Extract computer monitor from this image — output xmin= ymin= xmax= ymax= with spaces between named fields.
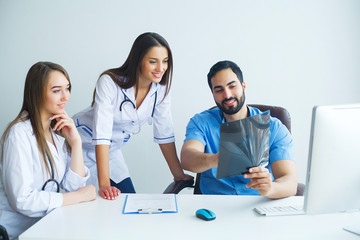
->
xmin=304 ymin=104 xmax=360 ymax=214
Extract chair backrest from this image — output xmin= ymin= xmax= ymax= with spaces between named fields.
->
xmin=249 ymin=104 xmax=291 ymax=133
xmin=193 ymin=104 xmax=292 ymax=194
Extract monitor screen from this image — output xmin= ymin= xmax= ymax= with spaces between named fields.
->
xmin=304 ymin=104 xmax=360 ymax=214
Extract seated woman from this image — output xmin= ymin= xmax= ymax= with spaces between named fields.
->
xmin=0 ymin=61 xmax=96 ymax=239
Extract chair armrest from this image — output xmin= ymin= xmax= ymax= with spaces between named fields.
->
xmin=0 ymin=224 xmax=9 ymax=240
xmin=163 ymin=179 xmax=194 ymax=194
xmin=296 ymin=183 xmax=305 ymax=196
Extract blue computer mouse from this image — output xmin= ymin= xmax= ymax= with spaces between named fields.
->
xmin=196 ymin=208 xmax=216 ymax=221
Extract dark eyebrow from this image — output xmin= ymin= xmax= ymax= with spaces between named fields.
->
xmin=149 ymin=57 xmax=169 ymax=60
xmin=213 ymin=85 xmax=223 ymax=91
xmin=213 ymin=80 xmax=237 ymax=90
xmin=51 ymin=84 xmax=70 ymax=89
xmin=226 ymin=80 xmax=237 ymax=86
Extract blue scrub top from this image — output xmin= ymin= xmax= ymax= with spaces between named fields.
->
xmin=184 ymin=106 xmax=294 ymax=195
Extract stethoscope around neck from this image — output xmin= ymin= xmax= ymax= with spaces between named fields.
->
xmin=42 ymin=152 xmax=60 ymax=193
xmin=119 ymin=91 xmax=157 ymax=135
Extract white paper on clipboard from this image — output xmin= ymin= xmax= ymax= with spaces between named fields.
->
xmin=123 ymin=194 xmax=178 ymax=214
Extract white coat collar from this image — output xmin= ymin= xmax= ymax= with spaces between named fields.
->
xmin=121 ymin=82 xmax=159 ymax=104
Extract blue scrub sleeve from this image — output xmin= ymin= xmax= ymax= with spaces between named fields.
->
xmin=184 ymin=117 xmax=207 ymax=147
xmin=268 ymin=121 xmax=294 ymax=163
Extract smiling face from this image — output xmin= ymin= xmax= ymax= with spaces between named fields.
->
xmin=139 ymin=46 xmax=169 ymax=85
xmin=42 ymin=70 xmax=71 ymax=118
xmin=211 ymin=68 xmax=246 ymax=117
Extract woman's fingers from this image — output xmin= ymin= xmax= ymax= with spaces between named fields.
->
xmin=99 ymin=186 xmax=121 ymax=200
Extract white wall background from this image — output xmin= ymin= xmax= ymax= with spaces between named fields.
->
xmin=1 ymin=0 xmax=360 ymax=193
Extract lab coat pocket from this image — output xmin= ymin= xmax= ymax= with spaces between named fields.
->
xmin=116 ymin=120 xmax=139 ymax=138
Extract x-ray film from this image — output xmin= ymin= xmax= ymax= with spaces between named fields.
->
xmin=216 ymin=111 xmax=270 ymax=179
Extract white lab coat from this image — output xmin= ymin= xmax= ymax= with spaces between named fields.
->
xmin=0 ymin=118 xmax=89 ymax=239
xmin=73 ymin=74 xmax=175 ymax=185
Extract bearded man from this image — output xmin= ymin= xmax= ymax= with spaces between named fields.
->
xmin=180 ymin=60 xmax=297 ymax=198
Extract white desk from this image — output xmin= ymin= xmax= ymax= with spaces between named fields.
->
xmin=20 ymin=194 xmax=360 ymax=240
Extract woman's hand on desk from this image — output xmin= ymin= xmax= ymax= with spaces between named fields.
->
xmin=62 ymin=184 xmax=97 ymax=206
xmin=243 ymin=167 xmax=272 ymax=196
xmin=78 ymin=185 xmax=97 ymax=202
xmin=98 ymin=186 xmax=121 ymax=200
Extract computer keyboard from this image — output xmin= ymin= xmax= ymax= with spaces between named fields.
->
xmin=254 ymin=205 xmax=305 ymax=216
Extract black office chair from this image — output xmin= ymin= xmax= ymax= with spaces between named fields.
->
xmin=0 ymin=225 xmax=9 ymax=240
xmin=164 ymin=104 xmax=305 ymax=196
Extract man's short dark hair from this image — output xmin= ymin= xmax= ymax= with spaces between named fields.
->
xmin=207 ymin=60 xmax=243 ymax=89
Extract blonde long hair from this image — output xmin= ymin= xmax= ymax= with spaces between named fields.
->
xmin=1 ymin=61 xmax=71 ymax=176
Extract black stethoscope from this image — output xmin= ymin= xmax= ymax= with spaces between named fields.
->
xmin=119 ymin=91 xmax=157 ymax=134
xmin=42 ymin=152 xmax=60 ymax=193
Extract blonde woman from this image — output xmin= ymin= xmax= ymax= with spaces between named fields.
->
xmin=0 ymin=62 xmax=96 ymax=239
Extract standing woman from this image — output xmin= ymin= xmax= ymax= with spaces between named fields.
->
xmin=0 ymin=62 xmax=96 ymax=239
xmin=73 ymin=32 xmax=193 ymax=199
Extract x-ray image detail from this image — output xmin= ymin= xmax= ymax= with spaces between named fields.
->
xmin=216 ymin=111 xmax=270 ymax=179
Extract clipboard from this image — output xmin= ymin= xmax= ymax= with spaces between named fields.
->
xmin=122 ymin=194 xmax=178 ymax=214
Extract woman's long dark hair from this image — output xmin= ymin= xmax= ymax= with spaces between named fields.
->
xmin=92 ymin=32 xmax=173 ymax=106
xmin=1 ymin=61 xmax=71 ymax=176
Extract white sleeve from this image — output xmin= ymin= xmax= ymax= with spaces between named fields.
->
xmin=2 ymin=127 xmax=63 ymax=217
xmin=60 ymin=146 xmax=90 ymax=192
xmin=92 ymin=75 xmax=117 ymax=145
xmin=152 ymin=89 xmax=175 ymax=144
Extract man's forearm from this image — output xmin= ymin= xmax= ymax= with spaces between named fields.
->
xmin=265 ymin=175 xmax=298 ymax=199
xmin=181 ymin=150 xmax=217 ymax=173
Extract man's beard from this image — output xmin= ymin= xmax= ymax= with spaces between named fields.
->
xmin=216 ymin=93 xmax=245 ymax=115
